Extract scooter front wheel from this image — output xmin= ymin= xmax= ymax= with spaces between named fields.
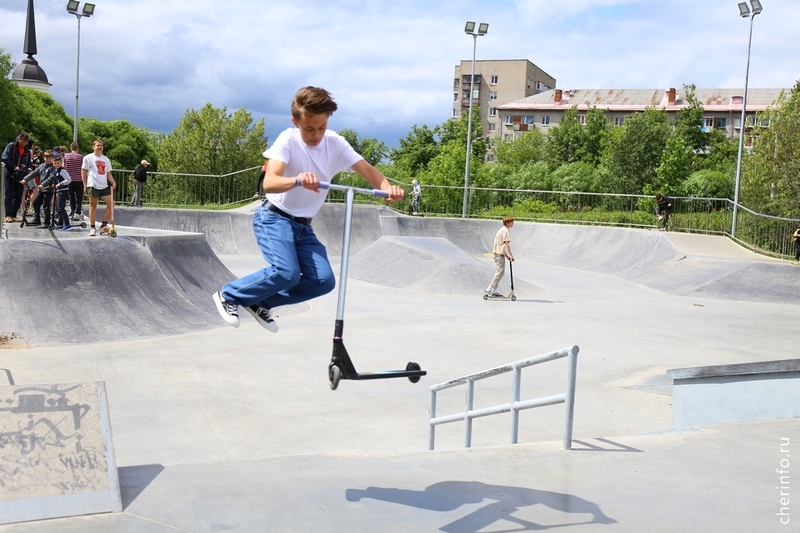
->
xmin=406 ymin=362 xmax=422 ymax=383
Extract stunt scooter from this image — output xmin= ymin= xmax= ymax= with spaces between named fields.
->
xmin=310 ymin=181 xmax=426 ymax=390
xmin=100 ymin=186 xmax=118 ymax=237
xmin=483 ymin=257 xmax=516 ymax=301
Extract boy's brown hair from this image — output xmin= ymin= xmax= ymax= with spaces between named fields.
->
xmin=291 ymin=86 xmax=338 ymax=120
xmin=503 ymin=216 xmax=514 ymax=226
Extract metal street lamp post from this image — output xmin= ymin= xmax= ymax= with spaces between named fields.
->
xmin=66 ymin=1 xmax=95 ymax=144
xmin=732 ymin=0 xmax=762 ymax=238
xmin=462 ymin=21 xmax=488 ymax=219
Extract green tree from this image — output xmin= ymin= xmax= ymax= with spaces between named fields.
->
xmin=674 ymin=84 xmax=706 ymax=153
xmin=603 ymin=107 xmax=671 ymax=194
xmin=510 ymin=161 xmax=552 ymax=191
xmin=695 ymin=128 xmax=738 ymax=175
xmin=0 ymin=49 xmax=22 ymax=144
xmin=15 ymin=88 xmax=73 ymax=150
xmin=157 ymin=104 xmax=266 ymax=175
xmin=681 ymin=169 xmax=734 ymax=198
xmin=438 ymin=106 xmax=487 ymax=163
xmin=581 ymin=107 xmax=612 ymax=166
xmin=655 ymin=134 xmax=694 ymax=194
xmin=742 ymin=82 xmax=800 ymax=216
xmin=389 ymin=124 xmax=439 ymax=176
xmin=339 ymin=128 xmax=388 ymax=166
xmin=493 ymin=129 xmax=544 ymax=167
xmin=80 ymin=118 xmax=157 ymax=170
xmin=552 ymin=162 xmax=600 ymax=192
xmin=544 ymin=107 xmax=584 ymax=168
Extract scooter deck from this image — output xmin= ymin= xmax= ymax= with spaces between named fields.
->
xmin=329 ymin=321 xmax=426 ymax=390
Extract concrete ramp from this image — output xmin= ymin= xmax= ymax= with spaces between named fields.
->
xmin=111 ymin=204 xmax=800 ymax=304
xmin=348 ymin=236 xmax=543 ymax=296
xmin=0 ymin=233 xmax=237 ymax=345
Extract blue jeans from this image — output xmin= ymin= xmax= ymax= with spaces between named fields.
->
xmin=221 ymin=207 xmax=336 ymax=310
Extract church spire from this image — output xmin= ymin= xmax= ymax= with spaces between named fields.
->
xmin=11 ymin=0 xmax=51 ymax=92
xmin=22 ymin=0 xmax=38 ymax=58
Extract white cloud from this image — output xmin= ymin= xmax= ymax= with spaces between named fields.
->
xmin=1 ymin=0 xmax=798 ymax=148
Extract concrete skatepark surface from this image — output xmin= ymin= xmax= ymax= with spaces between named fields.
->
xmin=0 ymin=202 xmax=798 ymax=531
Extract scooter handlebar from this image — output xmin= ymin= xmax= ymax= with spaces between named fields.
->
xmin=295 ymin=179 xmax=389 ymax=198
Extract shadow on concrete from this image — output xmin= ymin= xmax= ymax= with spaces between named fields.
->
xmin=571 ymin=438 xmax=644 ymax=453
xmin=346 ymin=480 xmax=616 ymax=532
xmin=118 ymin=464 xmax=165 ymax=510
xmin=0 ymin=368 xmax=14 ymax=385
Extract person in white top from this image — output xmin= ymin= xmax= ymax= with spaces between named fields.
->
xmin=213 ymin=86 xmax=404 ymax=332
xmin=81 ymin=139 xmax=116 ymax=236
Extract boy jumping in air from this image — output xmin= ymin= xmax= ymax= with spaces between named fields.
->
xmin=213 ymin=86 xmax=404 ymax=331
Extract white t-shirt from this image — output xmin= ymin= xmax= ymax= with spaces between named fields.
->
xmin=82 ymin=153 xmax=112 ymax=189
xmin=263 ymin=128 xmax=363 ymax=218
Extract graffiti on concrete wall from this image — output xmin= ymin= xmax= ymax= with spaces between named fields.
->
xmin=0 ymin=383 xmax=110 ymax=501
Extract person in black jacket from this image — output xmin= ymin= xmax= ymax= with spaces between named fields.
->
xmin=654 ymin=194 xmax=675 ymax=231
xmin=3 ymin=132 xmax=33 ymax=222
xmin=22 ymin=150 xmax=58 ymax=227
xmin=129 ymin=160 xmax=149 ymax=207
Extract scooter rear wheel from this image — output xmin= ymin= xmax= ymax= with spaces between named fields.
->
xmin=329 ymin=364 xmax=341 ymax=390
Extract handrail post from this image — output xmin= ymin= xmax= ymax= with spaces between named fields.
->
xmin=562 ymin=346 xmax=579 ymax=450
xmin=428 ymin=390 xmax=437 ymax=451
xmin=464 ymin=380 xmax=475 ymax=448
xmin=510 ymin=365 xmax=522 ymax=444
xmin=1 ymin=162 xmax=6 ymax=238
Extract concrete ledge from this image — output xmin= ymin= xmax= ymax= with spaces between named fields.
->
xmin=668 ymin=359 xmax=800 ymax=427
xmin=667 ymin=358 xmax=800 ymax=380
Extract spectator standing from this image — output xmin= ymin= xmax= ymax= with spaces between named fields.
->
xmin=3 ymin=132 xmax=32 ymax=222
xmin=82 ymin=139 xmax=116 ymax=236
xmin=64 ymin=142 xmax=84 ymax=220
xmin=130 ymin=159 xmax=149 ymax=207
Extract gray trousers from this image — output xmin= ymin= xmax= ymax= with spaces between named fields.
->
xmin=131 ymin=181 xmax=143 ymax=206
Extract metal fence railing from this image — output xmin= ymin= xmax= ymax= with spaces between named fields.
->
xmin=113 ymin=166 xmax=263 ymax=209
xmin=11 ymin=165 xmax=799 ymax=259
xmin=428 ymin=345 xmax=579 ymax=451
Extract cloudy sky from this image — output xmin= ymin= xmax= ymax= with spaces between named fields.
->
xmin=2 ymin=0 xmax=799 ymax=148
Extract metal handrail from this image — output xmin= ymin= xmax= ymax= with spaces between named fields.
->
xmin=1 ymin=162 xmax=6 ymax=239
xmin=428 ymin=345 xmax=579 ymax=451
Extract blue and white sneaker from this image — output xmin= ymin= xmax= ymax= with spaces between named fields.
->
xmin=60 ymin=225 xmax=72 ymax=231
xmin=212 ymin=291 xmax=240 ymax=328
xmin=244 ymin=304 xmax=279 ymax=333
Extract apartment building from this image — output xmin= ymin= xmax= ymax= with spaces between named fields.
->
xmin=496 ymin=87 xmax=787 ymax=144
xmin=453 ymin=59 xmax=556 ymax=147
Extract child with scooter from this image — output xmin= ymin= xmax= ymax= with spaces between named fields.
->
xmin=485 ymin=216 xmax=515 ymax=298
